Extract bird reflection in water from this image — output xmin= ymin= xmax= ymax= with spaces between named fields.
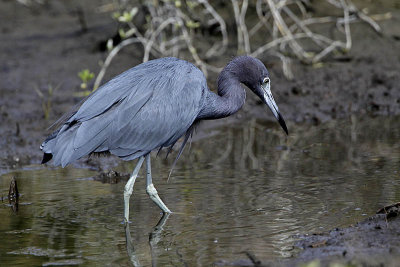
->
xmin=125 ymin=213 xmax=171 ymax=267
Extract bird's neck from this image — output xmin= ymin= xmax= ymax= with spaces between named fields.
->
xmin=198 ymin=69 xmax=246 ymax=120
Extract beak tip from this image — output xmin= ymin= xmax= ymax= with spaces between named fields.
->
xmin=278 ymin=113 xmax=289 ymax=135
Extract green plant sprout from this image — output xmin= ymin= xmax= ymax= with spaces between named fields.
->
xmin=117 ymin=7 xmax=138 ymax=23
xmin=34 ymin=83 xmax=61 ymax=120
xmin=76 ymin=69 xmax=95 ymax=97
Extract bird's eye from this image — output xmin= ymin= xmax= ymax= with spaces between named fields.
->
xmin=263 ymin=77 xmax=270 ymax=84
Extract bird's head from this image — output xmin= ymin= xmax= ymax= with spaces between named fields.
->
xmin=228 ymin=56 xmax=288 ymax=135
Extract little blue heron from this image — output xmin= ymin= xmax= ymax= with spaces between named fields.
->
xmin=41 ymin=56 xmax=288 ymax=222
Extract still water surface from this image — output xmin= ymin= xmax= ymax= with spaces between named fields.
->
xmin=1 ymin=116 xmax=399 ymax=266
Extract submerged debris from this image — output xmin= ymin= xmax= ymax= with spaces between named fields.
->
xmin=93 ymin=170 xmax=129 ymax=184
xmin=8 ymin=176 xmax=19 ymax=212
xmin=376 ymin=202 xmax=400 ymax=219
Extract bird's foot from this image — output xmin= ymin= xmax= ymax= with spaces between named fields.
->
xmin=146 ymin=184 xmax=172 ymax=213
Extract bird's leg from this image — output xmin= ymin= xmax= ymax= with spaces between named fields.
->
xmin=145 ymin=154 xmax=172 ymax=213
xmin=124 ymin=156 xmax=145 ymax=224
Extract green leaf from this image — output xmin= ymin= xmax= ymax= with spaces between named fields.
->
xmin=118 ymin=8 xmax=137 ymax=23
xmin=118 ymin=28 xmax=126 ymax=39
xmin=78 ymin=69 xmax=95 ymax=83
xmin=106 ymin=39 xmax=113 ymax=50
xmin=186 ymin=20 xmax=200 ymax=29
xmin=130 ymin=7 xmax=138 ymax=18
xmin=112 ymin=12 xmax=121 ymax=20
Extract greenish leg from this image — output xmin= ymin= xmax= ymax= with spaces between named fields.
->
xmin=124 ymin=156 xmax=145 ymax=224
xmin=145 ymin=154 xmax=171 ymax=213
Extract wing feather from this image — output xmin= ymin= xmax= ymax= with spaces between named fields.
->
xmin=109 ymin=64 xmax=206 ymax=159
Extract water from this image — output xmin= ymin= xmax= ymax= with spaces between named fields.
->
xmin=1 ymin=115 xmax=399 ymax=266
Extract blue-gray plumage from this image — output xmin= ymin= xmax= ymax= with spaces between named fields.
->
xmin=41 ymin=56 xmax=288 ymax=221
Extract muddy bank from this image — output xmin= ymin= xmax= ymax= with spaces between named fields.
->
xmin=0 ymin=0 xmax=399 ymax=170
xmin=290 ymin=205 xmax=400 ymax=266
xmin=216 ymin=205 xmax=400 ymax=266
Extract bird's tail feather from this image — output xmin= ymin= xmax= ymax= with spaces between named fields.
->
xmin=167 ymin=123 xmax=196 ymax=181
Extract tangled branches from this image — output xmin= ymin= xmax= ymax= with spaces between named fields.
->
xmin=94 ymin=0 xmax=386 ymax=88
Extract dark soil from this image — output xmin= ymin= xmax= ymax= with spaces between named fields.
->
xmin=1 ymin=0 xmax=400 ymax=265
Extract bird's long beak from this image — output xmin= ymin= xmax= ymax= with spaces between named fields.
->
xmin=261 ymin=82 xmax=288 ymax=135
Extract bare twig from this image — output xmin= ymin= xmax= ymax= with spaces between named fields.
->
xmin=92 ymin=0 xmax=388 ymax=86
xmin=94 ymin=38 xmax=142 ymax=90
xmin=266 ymin=0 xmax=311 ymax=62
xmin=198 ymin=0 xmax=228 ymax=57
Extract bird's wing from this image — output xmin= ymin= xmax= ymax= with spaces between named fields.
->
xmin=47 ymin=58 xmax=206 ymax=166
xmin=72 ymin=62 xmax=159 ymax=122
xmin=106 ymin=62 xmax=206 ymax=160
